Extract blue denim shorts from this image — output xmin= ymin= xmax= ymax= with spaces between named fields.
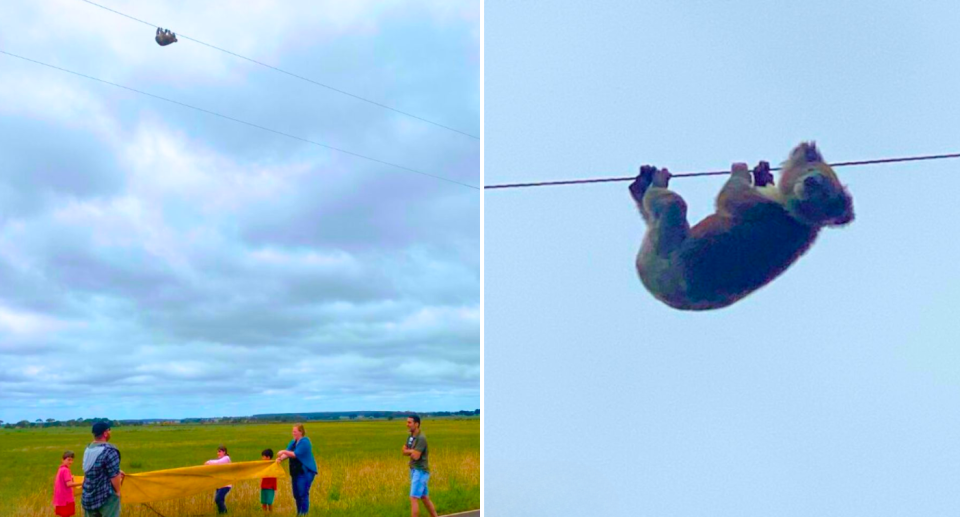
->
xmin=410 ymin=468 xmax=430 ymax=498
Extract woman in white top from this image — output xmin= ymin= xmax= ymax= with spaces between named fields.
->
xmin=205 ymin=445 xmax=232 ymax=514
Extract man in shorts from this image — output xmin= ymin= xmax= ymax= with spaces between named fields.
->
xmin=81 ymin=422 xmax=124 ymax=517
xmin=402 ymin=414 xmax=438 ymax=517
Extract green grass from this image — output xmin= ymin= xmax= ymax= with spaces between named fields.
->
xmin=0 ymin=419 xmax=479 ymax=517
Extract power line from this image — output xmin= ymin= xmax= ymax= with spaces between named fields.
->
xmin=76 ymin=0 xmax=480 ymax=140
xmin=484 ymin=152 xmax=960 ymax=190
xmin=0 ymin=49 xmax=480 ymax=191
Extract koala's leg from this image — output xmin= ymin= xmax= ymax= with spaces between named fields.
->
xmin=630 ymin=165 xmax=673 ymax=222
xmin=716 ymin=162 xmax=775 ymax=217
xmin=630 ymin=166 xmax=689 ymax=257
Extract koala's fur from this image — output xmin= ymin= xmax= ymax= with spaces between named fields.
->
xmin=631 ymin=142 xmax=854 ymax=310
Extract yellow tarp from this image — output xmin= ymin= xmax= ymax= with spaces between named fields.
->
xmin=72 ymin=460 xmax=286 ymax=504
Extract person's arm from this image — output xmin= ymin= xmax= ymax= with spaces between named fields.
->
xmin=294 ymin=438 xmax=312 ymax=460
xmin=289 ymin=438 xmax=311 ymax=459
xmin=408 ymin=437 xmax=427 ymax=460
xmin=61 ymin=470 xmax=82 ymax=488
xmin=106 ymin=450 xmax=123 ymax=496
xmin=276 ymin=441 xmax=296 ymax=463
xmin=205 ymin=456 xmax=231 ymax=465
xmin=110 ymin=473 xmax=122 ymax=495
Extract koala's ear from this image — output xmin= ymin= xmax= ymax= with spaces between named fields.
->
xmin=793 ymin=141 xmax=823 ymax=164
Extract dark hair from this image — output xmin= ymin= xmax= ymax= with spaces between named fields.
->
xmin=409 ymin=414 xmax=421 ymax=426
xmin=217 ymin=445 xmax=228 ymax=454
xmin=63 ymin=451 xmax=75 ymax=460
xmin=261 ymin=448 xmax=274 ymax=459
xmin=91 ymin=421 xmax=111 ymax=438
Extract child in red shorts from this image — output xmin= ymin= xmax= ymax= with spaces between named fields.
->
xmin=52 ymin=451 xmax=81 ymax=516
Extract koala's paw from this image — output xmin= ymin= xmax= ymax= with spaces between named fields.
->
xmin=652 ymin=167 xmax=672 ymax=188
xmin=753 ymin=160 xmax=774 ymax=187
xmin=630 ymin=165 xmax=658 ymax=203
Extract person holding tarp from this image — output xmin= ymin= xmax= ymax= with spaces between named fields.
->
xmin=204 ymin=445 xmax=233 ymax=514
xmin=52 ymin=450 xmax=82 ymax=517
xmin=81 ymin=422 xmax=125 ymax=517
xmin=276 ymin=423 xmax=318 ymax=516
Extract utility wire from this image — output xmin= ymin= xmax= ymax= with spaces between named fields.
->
xmin=0 ymin=50 xmax=480 ymax=191
xmin=484 ymin=152 xmax=960 ymax=190
xmin=76 ymin=0 xmax=480 ymax=140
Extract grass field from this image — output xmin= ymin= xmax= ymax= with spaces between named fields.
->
xmin=0 ymin=419 xmax=479 ymax=517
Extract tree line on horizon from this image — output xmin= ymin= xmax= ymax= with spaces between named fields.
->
xmin=1 ymin=409 xmax=481 ymax=429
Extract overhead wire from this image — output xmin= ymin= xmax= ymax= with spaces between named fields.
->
xmin=484 ymin=152 xmax=960 ymax=190
xmin=76 ymin=0 xmax=480 ymax=140
xmin=0 ymin=50 xmax=480 ymax=191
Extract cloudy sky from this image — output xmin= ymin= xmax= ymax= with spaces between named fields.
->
xmin=0 ymin=0 xmax=481 ymax=422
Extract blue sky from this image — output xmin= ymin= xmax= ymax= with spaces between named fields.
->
xmin=0 ymin=0 xmax=481 ymax=422
xmin=486 ymin=1 xmax=960 ymax=515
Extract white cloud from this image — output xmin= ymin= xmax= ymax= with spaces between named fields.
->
xmin=0 ymin=305 xmax=73 ymax=336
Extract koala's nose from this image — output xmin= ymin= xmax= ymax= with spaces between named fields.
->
xmin=834 ymin=209 xmax=855 ymax=225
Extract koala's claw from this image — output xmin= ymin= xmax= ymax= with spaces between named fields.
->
xmin=630 ymin=165 xmax=658 ymax=202
xmin=753 ymin=160 xmax=774 ymax=187
xmin=652 ymin=168 xmax=671 ymax=188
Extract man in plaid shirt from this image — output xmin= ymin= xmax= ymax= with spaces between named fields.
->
xmin=81 ymin=422 xmax=124 ymax=517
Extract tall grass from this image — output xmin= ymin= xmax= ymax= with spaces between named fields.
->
xmin=0 ymin=419 xmax=479 ymax=517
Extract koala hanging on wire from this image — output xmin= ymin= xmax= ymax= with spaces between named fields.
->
xmin=630 ymin=142 xmax=854 ymax=310
xmin=155 ymin=27 xmax=178 ymax=46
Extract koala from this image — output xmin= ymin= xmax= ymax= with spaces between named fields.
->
xmin=156 ymin=27 xmax=178 ymax=46
xmin=630 ymin=142 xmax=854 ymax=310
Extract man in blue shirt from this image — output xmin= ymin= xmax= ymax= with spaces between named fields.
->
xmin=81 ymin=422 xmax=124 ymax=517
